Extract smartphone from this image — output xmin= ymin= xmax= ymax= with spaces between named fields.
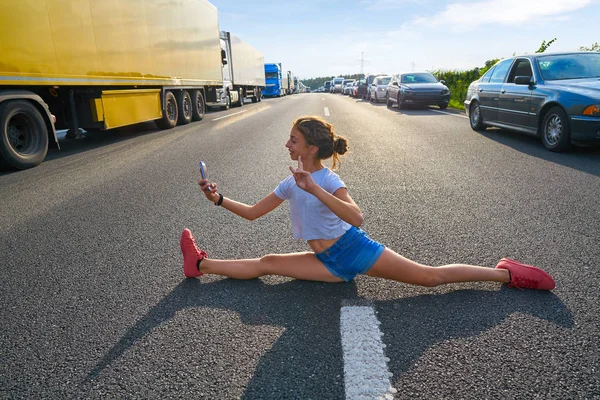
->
xmin=199 ymin=161 xmax=207 ymax=180
xmin=199 ymin=161 xmax=212 ymax=191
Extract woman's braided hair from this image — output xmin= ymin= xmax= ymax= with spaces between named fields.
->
xmin=292 ymin=116 xmax=348 ymax=170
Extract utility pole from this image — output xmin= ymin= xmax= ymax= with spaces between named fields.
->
xmin=357 ymin=52 xmax=369 ymax=78
xmin=411 ymin=60 xmax=416 ymax=71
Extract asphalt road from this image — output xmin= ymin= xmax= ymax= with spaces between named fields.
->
xmin=1 ymin=93 xmax=599 ymax=399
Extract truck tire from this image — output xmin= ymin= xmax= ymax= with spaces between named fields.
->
xmin=177 ymin=90 xmax=192 ymax=125
xmin=191 ymin=90 xmax=205 ymax=121
xmin=0 ymin=100 xmax=48 ymax=170
xmin=156 ymin=91 xmax=178 ymax=129
xmin=251 ymin=88 xmax=258 ymax=103
xmin=257 ymin=89 xmax=262 ymax=102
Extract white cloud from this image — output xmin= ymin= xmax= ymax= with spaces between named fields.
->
xmin=361 ymin=0 xmax=420 ymax=11
xmin=410 ymin=0 xmax=593 ymax=29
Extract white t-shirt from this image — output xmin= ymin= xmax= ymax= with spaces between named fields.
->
xmin=273 ymin=168 xmax=352 ymax=240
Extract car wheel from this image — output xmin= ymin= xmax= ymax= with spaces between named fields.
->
xmin=397 ymin=94 xmax=403 ymax=109
xmin=386 ymin=94 xmax=392 ymax=107
xmin=469 ymin=101 xmax=485 ymax=130
xmin=541 ymin=106 xmax=571 ymax=152
xmin=439 ymin=103 xmax=448 ymax=110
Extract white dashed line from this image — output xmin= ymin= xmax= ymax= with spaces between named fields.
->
xmin=340 ymin=306 xmax=397 ymax=399
xmin=429 ymin=109 xmax=468 ymax=119
xmin=211 ymin=109 xmax=248 ymax=121
xmin=324 ymin=107 xmax=330 ymax=116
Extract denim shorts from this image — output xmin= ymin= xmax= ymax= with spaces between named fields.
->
xmin=315 ymin=226 xmax=385 ymax=282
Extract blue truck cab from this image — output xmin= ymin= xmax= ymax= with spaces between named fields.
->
xmin=264 ymin=63 xmax=283 ymax=97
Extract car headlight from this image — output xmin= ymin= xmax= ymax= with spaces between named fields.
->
xmin=441 ymin=89 xmax=450 ymax=95
xmin=583 ymin=105 xmax=600 ymax=116
xmin=379 ymin=87 xmax=385 ymax=91
xmin=401 ymin=88 xmax=413 ymax=94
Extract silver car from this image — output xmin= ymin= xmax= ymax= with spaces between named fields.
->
xmin=369 ymin=75 xmax=391 ymax=103
xmin=386 ymin=72 xmax=450 ymax=109
xmin=331 ymin=77 xmax=344 ymax=93
xmin=343 ymin=80 xmax=355 ymax=95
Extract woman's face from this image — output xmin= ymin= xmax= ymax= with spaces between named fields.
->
xmin=285 ymin=128 xmax=312 ymax=161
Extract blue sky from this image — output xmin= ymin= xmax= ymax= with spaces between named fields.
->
xmin=210 ymin=0 xmax=599 ymax=80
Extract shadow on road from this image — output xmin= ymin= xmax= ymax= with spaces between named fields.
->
xmin=81 ymin=278 xmax=572 ymax=399
xmin=476 ymin=128 xmax=600 ymax=176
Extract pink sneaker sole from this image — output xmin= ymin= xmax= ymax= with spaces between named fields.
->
xmin=496 ymin=258 xmax=555 ymax=290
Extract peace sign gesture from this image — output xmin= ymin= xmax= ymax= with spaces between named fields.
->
xmin=289 ymin=156 xmax=316 ymax=193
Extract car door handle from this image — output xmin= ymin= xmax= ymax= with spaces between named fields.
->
xmin=501 ymin=89 xmax=506 ymax=94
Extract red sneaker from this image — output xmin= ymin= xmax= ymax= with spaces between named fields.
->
xmin=496 ymin=258 xmax=555 ymax=290
xmin=180 ymin=229 xmax=207 ymax=278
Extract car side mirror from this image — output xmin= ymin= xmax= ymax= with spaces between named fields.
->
xmin=392 ymin=82 xmax=399 ymax=86
xmin=440 ymin=79 xmax=446 ymax=85
xmin=514 ymin=76 xmax=532 ymax=85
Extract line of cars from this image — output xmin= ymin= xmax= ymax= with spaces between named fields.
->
xmin=324 ymin=51 xmax=600 ymax=152
xmin=336 ymin=72 xmax=451 ymax=110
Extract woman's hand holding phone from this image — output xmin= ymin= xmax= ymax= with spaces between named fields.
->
xmin=198 ymin=161 xmax=219 ymax=203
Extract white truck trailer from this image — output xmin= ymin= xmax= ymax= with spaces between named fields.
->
xmin=207 ymin=32 xmax=266 ymax=109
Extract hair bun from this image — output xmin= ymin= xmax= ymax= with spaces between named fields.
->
xmin=333 ymin=136 xmax=348 ymax=155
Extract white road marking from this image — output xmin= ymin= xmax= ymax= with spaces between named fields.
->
xmin=341 ymin=306 xmax=397 ymax=400
xmin=429 ymin=109 xmax=468 ymax=119
xmin=211 ymin=109 xmax=248 ymax=121
xmin=324 ymin=107 xmax=330 ymax=116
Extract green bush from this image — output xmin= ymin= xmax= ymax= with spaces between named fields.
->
xmin=431 ymin=59 xmax=499 ymax=110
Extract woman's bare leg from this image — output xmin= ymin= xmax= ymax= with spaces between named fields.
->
xmin=365 ymin=248 xmax=510 ymax=287
xmin=200 ymin=252 xmax=344 ymax=283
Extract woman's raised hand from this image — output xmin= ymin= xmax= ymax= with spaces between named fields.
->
xmin=199 ymin=179 xmax=220 ymax=203
xmin=289 ymin=156 xmax=316 ymax=192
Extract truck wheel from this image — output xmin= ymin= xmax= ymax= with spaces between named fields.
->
xmin=156 ymin=91 xmax=178 ymax=129
xmin=191 ymin=90 xmax=205 ymax=121
xmin=237 ymin=88 xmax=244 ymax=107
xmin=251 ymin=88 xmax=258 ymax=103
xmin=0 ymin=100 xmax=48 ymax=170
xmin=177 ymin=91 xmax=192 ymax=125
xmin=258 ymin=89 xmax=262 ymax=102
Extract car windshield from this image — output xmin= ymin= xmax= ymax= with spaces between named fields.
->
xmin=333 ymin=78 xmax=344 ymax=84
xmin=401 ymin=73 xmax=438 ymax=83
xmin=377 ymin=77 xmax=391 ymax=85
xmin=537 ymin=53 xmax=600 ymax=80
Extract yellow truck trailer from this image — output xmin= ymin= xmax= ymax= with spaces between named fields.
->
xmin=0 ymin=0 xmax=224 ymax=169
